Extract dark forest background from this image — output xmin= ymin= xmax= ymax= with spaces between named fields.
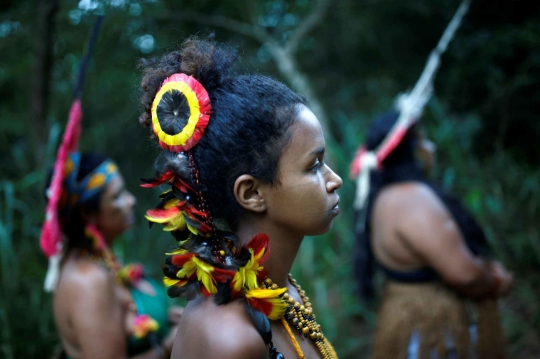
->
xmin=1 ymin=0 xmax=539 ymax=358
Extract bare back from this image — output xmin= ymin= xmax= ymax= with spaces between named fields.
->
xmin=54 ymin=253 xmax=130 ymax=359
xmin=369 ymin=181 xmax=489 ymax=290
xmin=370 ymin=182 xmax=430 ymax=272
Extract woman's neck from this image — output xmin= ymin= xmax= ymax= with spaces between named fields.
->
xmin=235 ymin=220 xmax=303 ymax=288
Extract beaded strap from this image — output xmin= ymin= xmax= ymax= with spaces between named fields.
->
xmin=187 ymin=151 xmax=216 ymax=234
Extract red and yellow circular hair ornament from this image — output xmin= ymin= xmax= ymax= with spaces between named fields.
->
xmin=151 ymin=73 xmax=212 ymax=152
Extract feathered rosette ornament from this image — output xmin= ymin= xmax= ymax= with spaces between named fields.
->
xmin=150 ymin=73 xmax=212 ymax=153
xmin=142 ymin=72 xmax=288 ymax=327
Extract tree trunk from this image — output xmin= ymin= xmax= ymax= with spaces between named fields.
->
xmin=30 ymin=0 xmax=58 ymax=164
xmin=265 ymin=43 xmax=331 ymax=142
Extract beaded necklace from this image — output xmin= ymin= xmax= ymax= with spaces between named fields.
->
xmin=263 ymin=275 xmax=339 ymax=359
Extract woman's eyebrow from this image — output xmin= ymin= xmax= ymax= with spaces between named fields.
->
xmin=309 ymin=147 xmax=325 ymax=157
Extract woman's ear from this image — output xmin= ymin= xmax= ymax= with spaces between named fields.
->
xmin=233 ymin=174 xmax=267 ymax=213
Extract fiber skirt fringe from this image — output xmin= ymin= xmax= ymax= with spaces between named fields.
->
xmin=370 ymin=281 xmax=505 ymax=359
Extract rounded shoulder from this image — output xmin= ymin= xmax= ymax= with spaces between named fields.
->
xmin=174 ymin=296 xmax=268 ymax=359
xmin=376 ymin=181 xmax=446 ymax=215
xmin=59 ymin=258 xmax=112 ymax=294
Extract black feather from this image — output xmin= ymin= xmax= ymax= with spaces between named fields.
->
xmin=167 ymin=280 xmax=200 ymax=300
xmin=214 ymin=281 xmax=232 ymax=305
xmin=244 ymin=303 xmax=272 ymax=345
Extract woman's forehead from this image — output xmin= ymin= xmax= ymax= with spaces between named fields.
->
xmin=104 ymin=174 xmax=124 ymax=195
xmin=286 ymin=107 xmax=324 ymax=155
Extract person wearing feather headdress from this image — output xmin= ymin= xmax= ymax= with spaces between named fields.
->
xmin=138 ymin=36 xmax=342 ymax=359
xmin=42 ymin=152 xmax=183 ymax=359
xmin=40 ymin=17 xmax=183 ymax=358
xmin=349 ymin=1 xmax=513 ymax=357
xmin=351 ymin=113 xmax=513 ymax=359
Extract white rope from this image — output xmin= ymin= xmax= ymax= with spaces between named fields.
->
xmin=44 ymin=243 xmax=63 ymax=292
xmin=353 ymin=152 xmax=378 ymax=210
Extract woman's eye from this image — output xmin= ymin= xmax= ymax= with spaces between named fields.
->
xmin=311 ymin=160 xmax=323 ymax=172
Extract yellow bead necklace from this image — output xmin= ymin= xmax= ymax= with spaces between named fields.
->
xmin=263 ymin=275 xmax=339 ymax=359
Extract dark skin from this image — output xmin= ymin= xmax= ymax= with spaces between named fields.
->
xmin=54 ymin=174 xmax=182 ymax=359
xmin=171 ymin=105 xmax=343 ymax=359
xmin=370 ymin=134 xmax=513 ymax=298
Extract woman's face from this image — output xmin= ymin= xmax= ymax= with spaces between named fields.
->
xmin=416 ymin=130 xmax=437 ymax=175
xmin=93 ymin=174 xmax=136 ymax=242
xmin=264 ymin=106 xmax=343 ymax=237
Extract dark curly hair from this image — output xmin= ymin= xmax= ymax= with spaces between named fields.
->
xmin=139 ymin=36 xmax=306 ymax=229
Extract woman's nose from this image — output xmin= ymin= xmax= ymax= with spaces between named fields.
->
xmin=326 ymin=167 xmax=343 ymax=193
xmin=128 ymin=192 xmax=136 ymax=206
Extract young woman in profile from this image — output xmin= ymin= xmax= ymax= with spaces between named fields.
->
xmin=138 ymin=36 xmax=342 ymax=359
xmin=42 ymin=152 xmax=181 ymax=359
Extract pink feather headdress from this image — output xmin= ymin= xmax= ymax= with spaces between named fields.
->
xmin=41 ymin=101 xmax=83 ymax=291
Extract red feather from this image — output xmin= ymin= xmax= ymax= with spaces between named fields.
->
xmin=212 ymin=266 xmax=237 ymax=282
xmin=246 ymin=233 xmax=270 ymax=263
xmin=172 ymin=177 xmax=194 ymax=193
xmin=140 ymin=170 xmax=175 ymax=188
xmin=146 ymin=206 xmax=181 ymax=220
xmin=171 ymin=253 xmax=196 ymax=266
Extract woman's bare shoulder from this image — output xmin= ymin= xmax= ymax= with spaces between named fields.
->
xmin=376 ymin=181 xmax=444 ymax=213
xmin=58 ymin=258 xmax=113 ymax=297
xmin=173 ymin=296 xmax=268 ymax=359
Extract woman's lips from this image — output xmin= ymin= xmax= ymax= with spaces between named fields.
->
xmin=330 ymin=198 xmax=340 ymax=215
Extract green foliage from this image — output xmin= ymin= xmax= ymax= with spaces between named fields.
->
xmin=1 ymin=0 xmax=539 ymax=358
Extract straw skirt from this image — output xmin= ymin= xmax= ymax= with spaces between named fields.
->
xmin=370 ymin=281 xmax=505 ymax=359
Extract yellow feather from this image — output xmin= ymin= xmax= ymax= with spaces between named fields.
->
xmin=164 ymin=215 xmax=187 ymax=231
xmin=163 ymin=277 xmax=184 ymax=287
xmin=245 ymin=287 xmax=288 ymax=320
xmin=245 ymin=287 xmax=287 ymax=299
xmin=176 ymin=261 xmax=197 ymax=279
xmin=192 ymin=257 xmax=218 ymax=294
xmin=165 ymin=248 xmax=188 ymax=256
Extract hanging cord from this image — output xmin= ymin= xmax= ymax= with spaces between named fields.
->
xmin=281 ymin=317 xmax=305 ymax=359
xmin=280 ymin=316 xmax=339 ymax=358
